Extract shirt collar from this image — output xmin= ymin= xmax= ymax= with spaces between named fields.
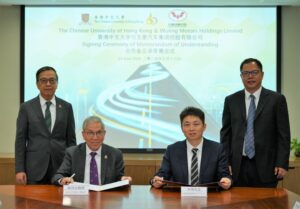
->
xmin=86 ymin=144 xmax=102 ymax=156
xmin=39 ymin=94 xmax=56 ymax=106
xmin=186 ymin=138 xmax=203 ymax=151
xmin=244 ymin=86 xmax=262 ymax=100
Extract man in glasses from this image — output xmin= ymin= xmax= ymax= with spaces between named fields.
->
xmin=221 ymin=58 xmax=290 ymax=187
xmin=15 ymin=66 xmax=76 ymax=184
xmin=52 ymin=116 xmax=132 ymax=185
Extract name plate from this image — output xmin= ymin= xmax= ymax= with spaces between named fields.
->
xmin=63 ymin=183 xmax=89 ymax=195
xmin=181 ymin=186 xmax=207 ymax=197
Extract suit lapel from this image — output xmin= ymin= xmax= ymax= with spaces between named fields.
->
xmin=200 ymin=138 xmax=212 ymax=184
xmin=255 ymin=87 xmax=268 ymax=120
xmin=200 ymin=139 xmax=208 ymax=184
xmin=33 ymin=96 xmax=44 ymax=119
xmin=32 ymin=96 xmax=49 ymax=133
xmin=76 ymin=144 xmax=86 ymax=182
xmin=179 ymin=141 xmax=189 ymax=183
xmin=238 ymin=91 xmax=247 ymax=122
xmin=52 ymin=96 xmax=63 ymax=133
xmin=100 ymin=145 xmax=109 ymax=184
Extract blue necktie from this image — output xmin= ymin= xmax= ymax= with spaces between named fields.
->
xmin=191 ymin=148 xmax=199 ymax=185
xmin=245 ymin=95 xmax=256 ymax=159
xmin=90 ymin=152 xmax=99 ymax=185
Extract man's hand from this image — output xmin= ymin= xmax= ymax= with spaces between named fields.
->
xmin=274 ymin=167 xmax=287 ymax=179
xmin=121 ymin=176 xmax=132 ymax=184
xmin=219 ymin=177 xmax=232 ymax=190
xmin=59 ymin=177 xmax=74 ymax=185
xmin=16 ymin=172 xmax=27 ymax=185
xmin=151 ymin=176 xmax=165 ymax=188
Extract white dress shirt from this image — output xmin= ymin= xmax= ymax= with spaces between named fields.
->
xmin=242 ymin=87 xmax=262 ymax=156
xmin=186 ymin=139 xmax=203 ymax=185
xmin=39 ymin=95 xmax=56 ymax=132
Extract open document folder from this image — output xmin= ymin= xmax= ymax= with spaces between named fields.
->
xmin=162 ymin=180 xmax=219 ymax=189
xmin=71 ymin=179 xmax=130 ymax=191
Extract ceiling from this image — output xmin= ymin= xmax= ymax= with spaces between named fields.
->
xmin=1 ymin=0 xmax=300 ymax=6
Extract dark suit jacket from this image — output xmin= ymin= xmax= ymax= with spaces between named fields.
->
xmin=220 ymin=87 xmax=290 ymax=183
xmin=155 ymin=139 xmax=231 ymax=185
xmin=15 ymin=96 xmax=76 ymax=182
xmin=51 ymin=143 xmax=124 ymax=185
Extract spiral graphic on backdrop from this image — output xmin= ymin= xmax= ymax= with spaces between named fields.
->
xmin=93 ymin=62 xmax=219 ymax=149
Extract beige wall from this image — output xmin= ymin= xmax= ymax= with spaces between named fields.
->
xmin=0 ymin=6 xmax=20 ymax=154
xmin=281 ymin=6 xmax=300 ymax=141
xmin=0 ymin=6 xmax=299 ymax=154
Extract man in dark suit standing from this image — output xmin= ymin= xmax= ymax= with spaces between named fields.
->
xmin=15 ymin=66 xmax=76 ymax=184
xmin=220 ymin=58 xmax=291 ymax=187
xmin=151 ymin=107 xmax=232 ymax=190
xmin=51 ymin=116 xmax=132 ymax=185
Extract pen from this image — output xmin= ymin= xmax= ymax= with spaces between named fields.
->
xmin=70 ymin=173 xmax=75 ymax=178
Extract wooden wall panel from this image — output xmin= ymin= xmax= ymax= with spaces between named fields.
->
xmin=0 ymin=155 xmax=15 ymax=185
xmin=2 ymin=153 xmax=300 ymax=194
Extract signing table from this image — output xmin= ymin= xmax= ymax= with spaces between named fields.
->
xmin=0 ymin=185 xmax=300 ymax=209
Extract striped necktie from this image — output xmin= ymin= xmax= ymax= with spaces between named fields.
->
xmin=191 ymin=148 xmax=199 ymax=185
xmin=45 ymin=101 xmax=52 ymax=132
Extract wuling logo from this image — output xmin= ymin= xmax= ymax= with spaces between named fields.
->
xmin=169 ymin=10 xmax=187 ymax=21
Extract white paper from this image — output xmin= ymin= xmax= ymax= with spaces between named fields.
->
xmin=64 ymin=179 xmax=130 ymax=192
xmin=293 ymin=201 xmax=300 ymax=209
xmin=181 ymin=186 xmax=207 ymax=197
xmin=63 ymin=182 xmax=89 ymax=195
xmin=89 ymin=179 xmax=129 ymax=191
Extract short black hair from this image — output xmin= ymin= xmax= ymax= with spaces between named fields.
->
xmin=36 ymin=66 xmax=58 ymax=82
xmin=180 ymin=106 xmax=205 ymax=125
xmin=240 ymin=58 xmax=263 ymax=72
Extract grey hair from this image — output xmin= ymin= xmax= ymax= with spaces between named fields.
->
xmin=82 ymin=116 xmax=105 ymax=130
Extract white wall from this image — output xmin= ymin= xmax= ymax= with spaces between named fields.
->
xmin=0 ymin=5 xmax=299 ymax=153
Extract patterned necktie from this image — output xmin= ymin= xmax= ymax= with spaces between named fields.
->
xmin=45 ymin=101 xmax=52 ymax=132
xmin=90 ymin=152 xmax=99 ymax=185
xmin=245 ymin=95 xmax=256 ymax=159
xmin=191 ymin=148 xmax=199 ymax=186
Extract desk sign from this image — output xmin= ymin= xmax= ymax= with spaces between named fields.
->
xmin=293 ymin=201 xmax=300 ymax=209
xmin=63 ymin=183 xmax=89 ymax=195
xmin=181 ymin=186 xmax=207 ymax=197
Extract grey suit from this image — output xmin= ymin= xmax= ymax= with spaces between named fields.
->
xmin=51 ymin=143 xmax=124 ymax=185
xmin=15 ymin=96 xmax=76 ymax=182
xmin=220 ymin=87 xmax=290 ymax=184
xmin=155 ymin=139 xmax=231 ymax=185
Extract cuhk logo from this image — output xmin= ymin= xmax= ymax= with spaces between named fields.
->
xmin=81 ymin=13 xmax=90 ymax=23
xmin=169 ymin=10 xmax=187 ymax=21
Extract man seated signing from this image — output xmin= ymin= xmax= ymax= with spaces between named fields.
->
xmin=151 ymin=107 xmax=231 ymax=190
xmin=52 ymin=116 xmax=132 ymax=185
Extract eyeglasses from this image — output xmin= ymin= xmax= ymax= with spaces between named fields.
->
xmin=241 ymin=70 xmax=260 ymax=77
xmin=38 ymin=78 xmax=57 ymax=85
xmin=85 ymin=130 xmax=105 ymax=137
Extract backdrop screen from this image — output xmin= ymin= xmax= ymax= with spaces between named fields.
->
xmin=23 ymin=6 xmax=277 ymax=151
